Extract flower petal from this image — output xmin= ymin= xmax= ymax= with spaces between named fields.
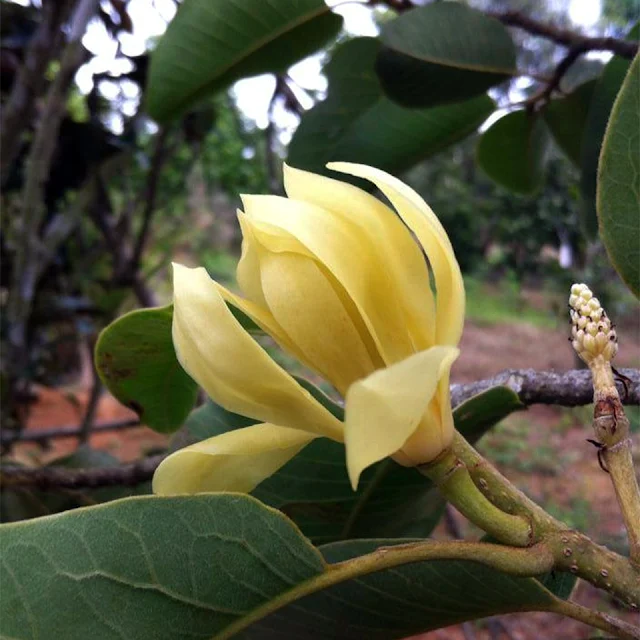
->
xmin=172 ymin=263 xmax=343 ymax=440
xmin=327 ymin=162 xmax=465 ymax=346
xmin=236 ymin=214 xmax=268 ymax=307
xmin=240 ymin=194 xmax=416 ymax=365
xmin=258 ymin=249 xmax=380 ymax=395
xmin=283 ymin=164 xmax=436 ymax=350
xmin=153 ymin=423 xmax=315 ymax=494
xmin=344 ymin=345 xmax=459 ymax=489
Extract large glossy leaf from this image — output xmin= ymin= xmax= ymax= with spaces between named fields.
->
xmin=146 ymin=0 xmax=342 ymax=123
xmin=597 ymin=54 xmax=640 ymax=298
xmin=0 ymin=494 xmax=325 ymax=640
xmin=288 ymin=37 xmax=495 ymax=179
xmin=377 ymin=3 xmax=516 ymax=108
xmin=579 ymin=23 xmax=638 ymax=236
xmin=95 ymin=305 xmax=198 ymax=433
xmin=180 ymin=385 xmax=522 ymax=543
xmin=543 ymin=79 xmax=597 ymax=166
xmin=239 ymin=539 xmax=560 ymax=639
xmin=477 ymin=109 xmax=551 ymax=195
xmin=0 ymin=496 xmax=568 ymax=640
xmin=95 ymin=302 xmax=261 ymax=434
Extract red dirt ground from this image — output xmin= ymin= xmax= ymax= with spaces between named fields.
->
xmin=7 ymin=319 xmax=640 ymax=639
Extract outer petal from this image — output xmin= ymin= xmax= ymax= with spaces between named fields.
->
xmin=283 ymin=164 xmax=436 ymax=350
xmin=172 ymin=263 xmax=343 ymax=441
xmin=344 ymin=346 xmax=460 ymax=489
xmin=240 ymin=194 xmax=415 ymax=365
xmin=153 ymin=423 xmax=315 ymax=494
xmin=236 ymin=215 xmax=268 ymax=307
xmin=327 ymin=162 xmax=465 ymax=346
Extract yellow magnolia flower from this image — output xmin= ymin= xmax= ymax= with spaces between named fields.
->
xmin=153 ymin=163 xmax=465 ymax=495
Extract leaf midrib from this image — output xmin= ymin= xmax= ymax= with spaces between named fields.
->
xmin=158 ymin=2 xmax=333 ymax=118
xmin=380 ymin=45 xmax=517 ymax=76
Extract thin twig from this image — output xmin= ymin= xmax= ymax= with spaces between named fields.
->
xmin=374 ymin=0 xmax=639 ymax=59
xmin=5 ymin=0 xmax=101 ymax=433
xmin=0 ymin=455 xmax=164 ymax=490
xmin=1 ymin=418 xmax=141 ymax=446
xmin=78 ymin=360 xmax=103 ymax=445
xmin=491 ymin=10 xmax=638 ymax=59
xmin=129 ymin=127 xmax=171 ymax=275
xmin=280 ymin=75 xmax=307 ymax=115
xmin=265 ymin=78 xmax=282 ymax=193
xmin=90 ymin=174 xmax=157 ymax=307
xmin=523 ymin=45 xmax=587 ymax=107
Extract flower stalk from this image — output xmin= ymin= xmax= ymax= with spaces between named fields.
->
xmin=418 ymin=449 xmax=532 ymax=547
xmin=569 ymin=283 xmax=640 ymax=565
xmin=451 ymin=430 xmax=640 ymax=609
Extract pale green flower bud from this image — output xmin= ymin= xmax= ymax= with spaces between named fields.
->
xmin=569 ymin=283 xmax=617 ymax=364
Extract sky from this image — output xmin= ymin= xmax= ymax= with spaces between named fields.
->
xmin=23 ymin=0 xmax=604 ymax=134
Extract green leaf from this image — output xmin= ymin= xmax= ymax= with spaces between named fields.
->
xmin=477 ymin=109 xmax=551 ymax=195
xmin=292 ymin=376 xmax=344 ymax=420
xmin=146 ymin=0 xmax=342 ymax=123
xmin=179 ymin=385 xmax=520 ymax=543
xmin=597 ymin=54 xmax=640 ymax=298
xmin=543 ymin=79 xmax=597 ymax=166
xmin=0 ymin=494 xmax=326 ymax=640
xmin=580 ymin=23 xmax=638 ymax=235
xmin=481 ymin=535 xmax=577 ymax=600
xmin=0 ymin=497 xmax=572 ymax=639
xmin=537 ymin=569 xmax=577 ymax=600
xmin=377 ymin=3 xmax=516 ymax=108
xmin=95 ymin=306 xmax=198 ymax=433
xmin=288 ymin=37 xmax=495 ymax=179
xmin=453 ymin=386 xmax=524 ymax=442
xmin=240 ymin=539 xmax=560 ymax=638
xmin=186 ymin=399 xmax=256 ymax=442
xmin=228 ymin=302 xmax=265 ymax=335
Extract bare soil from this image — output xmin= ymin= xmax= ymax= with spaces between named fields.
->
xmin=10 ymin=319 xmax=640 ymax=639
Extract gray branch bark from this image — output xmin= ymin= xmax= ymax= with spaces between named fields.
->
xmin=6 ymin=0 xmax=101 ymax=379
xmin=2 ymin=368 xmax=638 ymax=489
xmin=0 ymin=455 xmax=164 ymax=490
xmin=0 ymin=1 xmax=72 ymax=184
xmin=1 ymin=418 xmax=140 ymax=447
xmin=451 ymin=368 xmax=640 ymax=408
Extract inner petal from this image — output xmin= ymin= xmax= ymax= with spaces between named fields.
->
xmin=259 ymin=250 xmax=383 ymax=395
xmin=241 ymin=195 xmax=418 ymax=365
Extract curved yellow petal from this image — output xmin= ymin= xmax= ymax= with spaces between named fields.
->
xmin=283 ymin=164 xmax=436 ymax=350
xmin=240 ymin=194 xmax=415 ymax=365
xmin=327 ymin=162 xmax=465 ymax=346
xmin=153 ymin=423 xmax=315 ymax=495
xmin=344 ymin=345 xmax=459 ymax=489
xmin=172 ymin=263 xmax=343 ymax=441
xmin=236 ymin=214 xmax=268 ymax=307
xmin=259 ymin=249 xmax=380 ymax=395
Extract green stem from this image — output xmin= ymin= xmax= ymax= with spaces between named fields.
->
xmin=418 ymin=449 xmax=532 ymax=547
xmin=604 ymin=439 xmax=640 ymax=565
xmin=215 ymin=540 xmax=555 ymax=640
xmin=451 ymin=431 xmax=640 ymax=609
xmin=549 ymin=598 xmax=640 ymax=640
xmin=451 ymin=431 xmax=562 ymax=535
